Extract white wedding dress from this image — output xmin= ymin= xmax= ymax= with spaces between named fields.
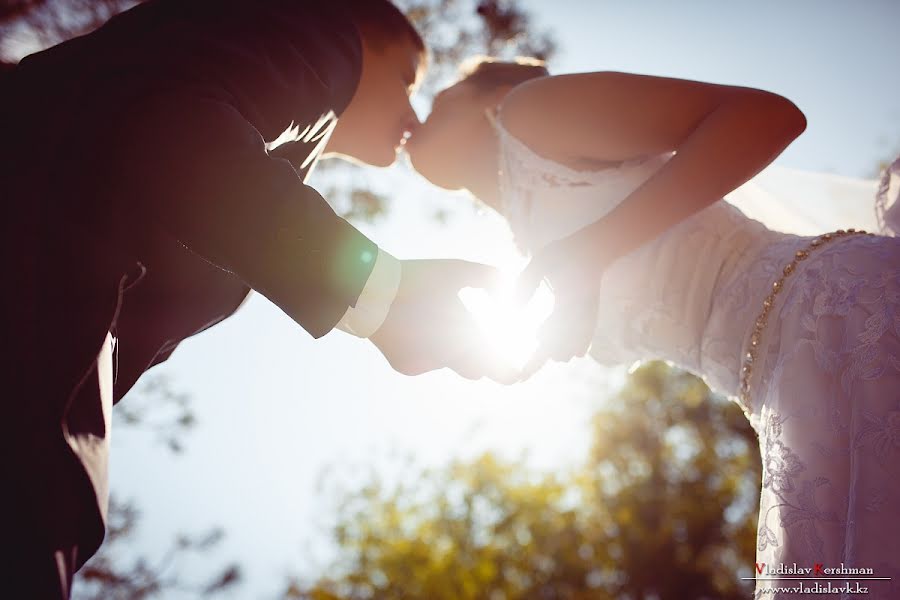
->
xmin=491 ymin=116 xmax=900 ymax=599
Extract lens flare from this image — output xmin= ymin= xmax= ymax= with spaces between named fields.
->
xmin=458 ymin=275 xmax=555 ymax=371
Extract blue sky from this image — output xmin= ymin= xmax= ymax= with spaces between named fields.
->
xmin=79 ymin=1 xmax=900 ymax=597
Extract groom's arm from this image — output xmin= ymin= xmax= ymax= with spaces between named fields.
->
xmin=81 ymin=0 xmax=387 ymax=337
xmin=106 ymin=87 xmax=384 ymax=338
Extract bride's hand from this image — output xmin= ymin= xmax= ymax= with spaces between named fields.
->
xmin=514 ymin=230 xmax=607 ymax=380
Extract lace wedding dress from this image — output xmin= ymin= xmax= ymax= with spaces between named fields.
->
xmin=490 ymin=115 xmax=900 ymax=598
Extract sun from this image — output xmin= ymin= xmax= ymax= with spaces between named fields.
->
xmin=458 ymin=272 xmax=555 ymax=371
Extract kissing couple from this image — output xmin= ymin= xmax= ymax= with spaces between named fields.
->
xmin=4 ymin=0 xmax=900 ymax=597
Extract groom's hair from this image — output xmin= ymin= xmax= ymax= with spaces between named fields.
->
xmin=457 ymin=55 xmax=549 ymax=92
xmin=343 ymin=0 xmax=428 ymax=82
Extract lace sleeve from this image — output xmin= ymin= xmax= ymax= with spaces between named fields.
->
xmin=876 ymin=155 xmax=900 ymax=237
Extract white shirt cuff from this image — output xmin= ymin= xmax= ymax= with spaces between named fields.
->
xmin=334 ymin=247 xmax=401 ymax=338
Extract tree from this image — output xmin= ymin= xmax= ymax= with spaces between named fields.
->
xmin=291 ymin=361 xmax=763 ymax=600
xmin=73 ymin=375 xmax=242 ymax=599
xmin=0 ymin=0 xmax=137 ymax=60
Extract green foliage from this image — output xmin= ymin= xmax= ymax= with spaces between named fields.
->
xmin=292 ymin=362 xmax=762 ymax=600
xmin=400 ymin=0 xmax=556 ymax=94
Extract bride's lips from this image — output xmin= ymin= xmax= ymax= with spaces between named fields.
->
xmin=403 ymin=122 xmax=424 ymax=149
xmin=398 ymin=134 xmax=414 ymax=152
xmin=402 ymin=130 xmax=419 ymax=150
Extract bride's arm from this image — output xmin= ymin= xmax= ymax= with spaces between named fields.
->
xmin=504 ymin=71 xmax=807 ymax=270
xmin=508 ymin=72 xmax=806 ymax=370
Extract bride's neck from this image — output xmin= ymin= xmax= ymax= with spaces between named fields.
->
xmin=460 ymin=123 xmax=503 ymax=212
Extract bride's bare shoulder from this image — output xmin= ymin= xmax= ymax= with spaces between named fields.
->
xmin=506 ymin=69 xmax=634 ymax=92
xmin=500 ymin=70 xmax=717 ymax=116
xmin=497 ymin=70 xmax=649 ymax=162
xmin=499 ymin=71 xmax=639 ymax=117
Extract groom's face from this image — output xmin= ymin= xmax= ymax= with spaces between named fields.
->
xmin=325 ymin=37 xmax=423 ymax=167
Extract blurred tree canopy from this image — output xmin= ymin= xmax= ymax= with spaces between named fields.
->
xmin=75 ymin=363 xmax=765 ymax=599
xmin=289 ymin=361 xmax=763 ymax=600
xmin=0 ymin=0 xmax=136 ymax=57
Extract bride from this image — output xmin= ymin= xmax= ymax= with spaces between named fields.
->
xmin=403 ymin=57 xmax=900 ymax=598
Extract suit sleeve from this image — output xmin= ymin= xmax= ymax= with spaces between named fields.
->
xmin=108 ymin=86 xmax=378 ymax=339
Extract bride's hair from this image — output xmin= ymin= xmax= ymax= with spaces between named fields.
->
xmin=456 ymin=55 xmax=549 ymax=92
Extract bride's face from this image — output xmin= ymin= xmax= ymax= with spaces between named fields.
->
xmin=404 ymin=80 xmax=495 ymax=190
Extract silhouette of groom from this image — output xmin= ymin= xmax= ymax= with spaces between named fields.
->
xmin=0 ymin=0 xmax=513 ymax=596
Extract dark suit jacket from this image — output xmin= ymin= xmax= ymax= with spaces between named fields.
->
xmin=1 ymin=0 xmax=377 ymax=569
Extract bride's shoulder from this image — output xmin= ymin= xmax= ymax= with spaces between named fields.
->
xmin=500 ymin=70 xmax=708 ymax=111
xmin=497 ymin=71 xmax=642 ymax=162
xmin=499 ymin=71 xmax=638 ymax=115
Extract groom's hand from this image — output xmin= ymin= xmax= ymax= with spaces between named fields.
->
xmin=369 ymin=259 xmax=519 ymax=384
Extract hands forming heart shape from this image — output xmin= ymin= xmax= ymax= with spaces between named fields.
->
xmin=371 ymin=252 xmax=598 ymax=385
xmin=458 ymin=274 xmax=555 ymax=377
xmin=459 ymin=229 xmax=606 ymax=383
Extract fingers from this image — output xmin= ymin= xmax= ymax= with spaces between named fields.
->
xmin=452 ymin=355 xmax=520 ymax=385
xmin=514 ymin=324 xmax=590 ymax=384
xmin=514 ymin=256 xmax=546 ymax=305
xmin=545 ymin=311 xmax=593 ymax=362
xmin=517 ymin=350 xmax=550 ymax=383
xmin=443 ymin=318 xmax=520 ymax=384
xmin=373 ymin=275 xmax=522 ymax=381
xmin=518 ymin=296 xmax=595 ymax=378
xmin=442 ymin=259 xmax=504 ymax=293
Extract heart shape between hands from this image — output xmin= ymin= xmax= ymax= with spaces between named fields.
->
xmin=458 ymin=277 xmax=555 ymax=373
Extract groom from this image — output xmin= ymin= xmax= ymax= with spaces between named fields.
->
xmin=1 ymin=0 xmax=513 ymax=595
